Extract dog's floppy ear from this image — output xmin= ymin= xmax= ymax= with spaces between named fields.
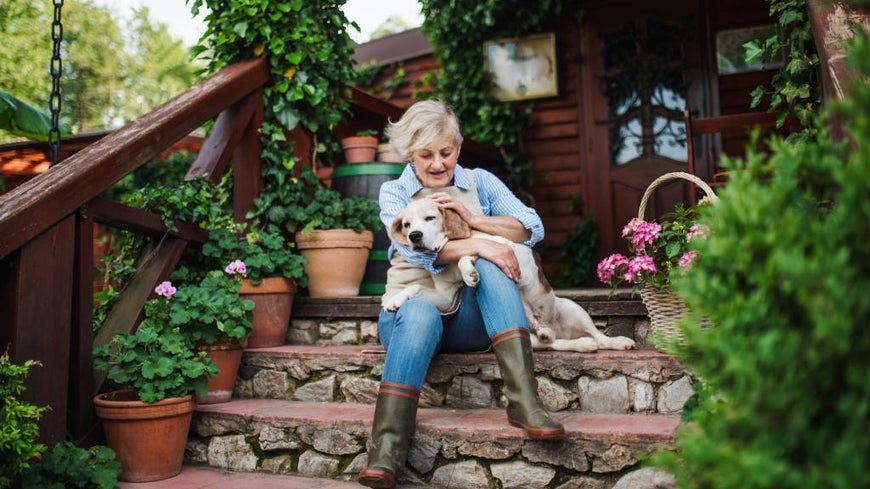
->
xmin=390 ymin=212 xmax=409 ymax=244
xmin=441 ymin=207 xmax=472 ymax=239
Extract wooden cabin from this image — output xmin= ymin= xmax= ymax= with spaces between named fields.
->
xmin=352 ymin=0 xmax=806 ymax=265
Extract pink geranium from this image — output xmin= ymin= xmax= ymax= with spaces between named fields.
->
xmin=224 ymin=259 xmax=247 ymax=275
xmin=154 ymin=281 xmax=176 ymax=298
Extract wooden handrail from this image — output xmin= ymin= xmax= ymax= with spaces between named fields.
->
xmin=0 ymin=58 xmax=269 ymax=260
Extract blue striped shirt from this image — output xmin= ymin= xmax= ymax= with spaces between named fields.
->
xmin=379 ymin=163 xmax=544 ymax=273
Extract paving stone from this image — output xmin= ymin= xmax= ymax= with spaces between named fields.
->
xmin=491 ymin=460 xmax=556 ymax=489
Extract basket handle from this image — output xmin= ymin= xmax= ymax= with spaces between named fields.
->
xmin=637 ymin=171 xmax=719 ymax=220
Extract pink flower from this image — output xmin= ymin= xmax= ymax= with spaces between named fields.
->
xmin=154 ymin=281 xmax=176 ymax=298
xmin=631 ymin=221 xmax=662 ymax=252
xmin=225 ymin=259 xmax=247 ymax=275
xmin=686 ymin=224 xmax=709 ymax=242
xmin=622 ymin=218 xmax=641 ymax=237
xmin=678 ymin=250 xmax=699 ymax=267
xmin=623 ymin=255 xmax=657 ymax=283
xmin=597 ymin=253 xmax=629 ymax=283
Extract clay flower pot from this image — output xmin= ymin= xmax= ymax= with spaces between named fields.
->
xmin=195 ymin=338 xmax=244 ymax=404
xmin=239 ymin=277 xmax=297 ymax=348
xmin=295 ymin=229 xmax=374 ymax=297
xmin=376 ymin=142 xmax=404 ymax=163
xmin=341 ymin=136 xmax=378 ymax=164
xmin=93 ymin=390 xmax=195 ymax=482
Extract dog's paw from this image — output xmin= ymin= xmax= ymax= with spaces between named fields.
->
xmin=463 ymin=268 xmax=480 ymax=288
xmin=600 ymin=336 xmax=636 ymax=350
xmin=381 ymin=296 xmax=405 ymax=312
xmin=382 ymin=292 xmax=410 ymax=312
xmin=535 ymin=327 xmax=555 ymax=343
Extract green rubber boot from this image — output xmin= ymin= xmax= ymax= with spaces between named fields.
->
xmin=492 ymin=326 xmax=565 ymax=439
xmin=358 ymin=382 xmax=420 ymax=488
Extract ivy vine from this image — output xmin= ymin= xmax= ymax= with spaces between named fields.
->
xmin=745 ymin=0 xmax=821 ymax=130
xmin=189 ymin=0 xmax=360 ymax=185
xmin=419 ymin=0 xmax=570 ymax=191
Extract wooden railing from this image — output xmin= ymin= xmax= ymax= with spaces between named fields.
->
xmin=0 ymin=58 xmax=270 ymax=446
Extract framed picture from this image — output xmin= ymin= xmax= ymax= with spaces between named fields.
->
xmin=715 ymin=24 xmax=784 ymax=75
xmin=484 ymin=32 xmax=558 ymax=102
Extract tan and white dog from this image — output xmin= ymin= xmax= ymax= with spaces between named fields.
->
xmin=382 ymin=198 xmax=636 ymax=353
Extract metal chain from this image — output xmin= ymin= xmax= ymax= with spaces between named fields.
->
xmin=48 ymin=0 xmax=64 ymax=166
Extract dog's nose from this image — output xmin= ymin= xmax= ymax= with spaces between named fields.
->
xmin=409 ymin=231 xmax=423 ymax=243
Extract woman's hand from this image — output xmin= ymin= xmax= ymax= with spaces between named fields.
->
xmin=427 ymin=192 xmax=475 ymax=224
xmin=427 ymin=192 xmax=530 ymax=243
xmin=437 ymin=237 xmax=521 ymax=282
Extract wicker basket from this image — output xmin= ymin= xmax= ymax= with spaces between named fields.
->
xmin=637 ymin=172 xmax=718 ymax=344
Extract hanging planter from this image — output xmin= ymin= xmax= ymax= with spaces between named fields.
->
xmin=239 ymin=277 xmax=297 ymax=348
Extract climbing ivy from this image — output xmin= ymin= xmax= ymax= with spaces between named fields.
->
xmin=189 ymin=0 xmax=360 ymax=174
xmin=745 ymin=0 xmax=821 ymax=130
xmin=419 ymin=0 xmax=571 ymax=190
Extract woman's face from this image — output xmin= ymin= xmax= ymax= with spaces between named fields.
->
xmin=412 ymin=133 xmax=460 ymax=188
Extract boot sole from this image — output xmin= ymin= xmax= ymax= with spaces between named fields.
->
xmin=508 ymin=418 xmax=566 ymax=439
xmin=358 ymin=467 xmax=396 ymax=488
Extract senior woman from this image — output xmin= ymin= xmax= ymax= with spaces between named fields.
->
xmin=358 ymin=99 xmax=563 ymax=489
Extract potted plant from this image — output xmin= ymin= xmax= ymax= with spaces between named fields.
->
xmin=340 ymin=129 xmax=379 ymax=164
xmin=165 ymin=263 xmax=254 ymax=403
xmin=597 ymin=172 xmax=717 ymax=346
xmin=92 ymin=283 xmax=218 ymax=482
xmin=202 ymin=222 xmax=308 ymax=348
xmin=272 ymin=169 xmax=383 ymax=297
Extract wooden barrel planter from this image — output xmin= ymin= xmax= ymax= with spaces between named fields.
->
xmin=331 ymin=163 xmax=405 ymax=295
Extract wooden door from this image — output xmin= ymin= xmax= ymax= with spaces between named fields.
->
xmin=579 ymin=0 xmax=706 ymax=257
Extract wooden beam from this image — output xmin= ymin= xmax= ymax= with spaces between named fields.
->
xmin=93 ymin=237 xmax=188 ymax=391
xmin=232 ymin=97 xmax=265 ymax=222
xmin=8 ymin=217 xmax=76 ymax=447
xmin=87 ymin=198 xmax=209 ymax=244
xmin=185 ymin=89 xmax=263 ymax=183
xmin=69 ymin=212 xmax=97 ymax=445
xmin=0 ymin=58 xmax=270 ymax=260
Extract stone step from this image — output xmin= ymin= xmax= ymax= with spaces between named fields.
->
xmin=287 ymin=288 xmax=652 ymax=347
xmin=236 ymin=345 xmax=693 ymax=415
xmin=118 ymin=465 xmax=411 ymax=489
xmin=188 ymin=399 xmax=680 ymax=488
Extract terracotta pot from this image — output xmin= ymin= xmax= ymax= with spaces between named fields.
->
xmin=341 ymin=136 xmax=378 ymax=164
xmin=239 ymin=277 xmax=296 ymax=348
xmin=295 ymin=229 xmax=373 ymax=298
xmin=195 ymin=339 xmax=244 ymax=404
xmin=376 ymin=142 xmax=404 ymax=163
xmin=94 ymin=390 xmax=195 ymax=482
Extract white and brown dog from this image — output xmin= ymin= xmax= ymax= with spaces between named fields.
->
xmin=381 ymin=198 xmax=636 ymax=353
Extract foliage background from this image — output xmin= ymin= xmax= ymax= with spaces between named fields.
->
xmin=0 ymin=0 xmax=196 ymax=139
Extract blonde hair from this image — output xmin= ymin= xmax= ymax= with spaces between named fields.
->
xmin=385 ymin=99 xmax=463 ymax=161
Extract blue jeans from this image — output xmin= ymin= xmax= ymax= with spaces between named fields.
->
xmin=377 ymin=259 xmax=529 ymax=389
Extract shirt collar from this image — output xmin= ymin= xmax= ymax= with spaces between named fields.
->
xmin=404 ymin=163 xmax=470 ymax=195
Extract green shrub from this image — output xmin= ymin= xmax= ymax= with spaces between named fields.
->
xmin=650 ymin=32 xmax=870 ymax=488
xmin=20 ymin=441 xmax=120 ymax=489
xmin=0 ymin=351 xmax=47 ymax=488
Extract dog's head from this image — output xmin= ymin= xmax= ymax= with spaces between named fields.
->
xmin=390 ymin=198 xmax=471 ymax=252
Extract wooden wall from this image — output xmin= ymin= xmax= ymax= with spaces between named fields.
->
xmin=356 ymin=0 xmax=781 ymax=277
